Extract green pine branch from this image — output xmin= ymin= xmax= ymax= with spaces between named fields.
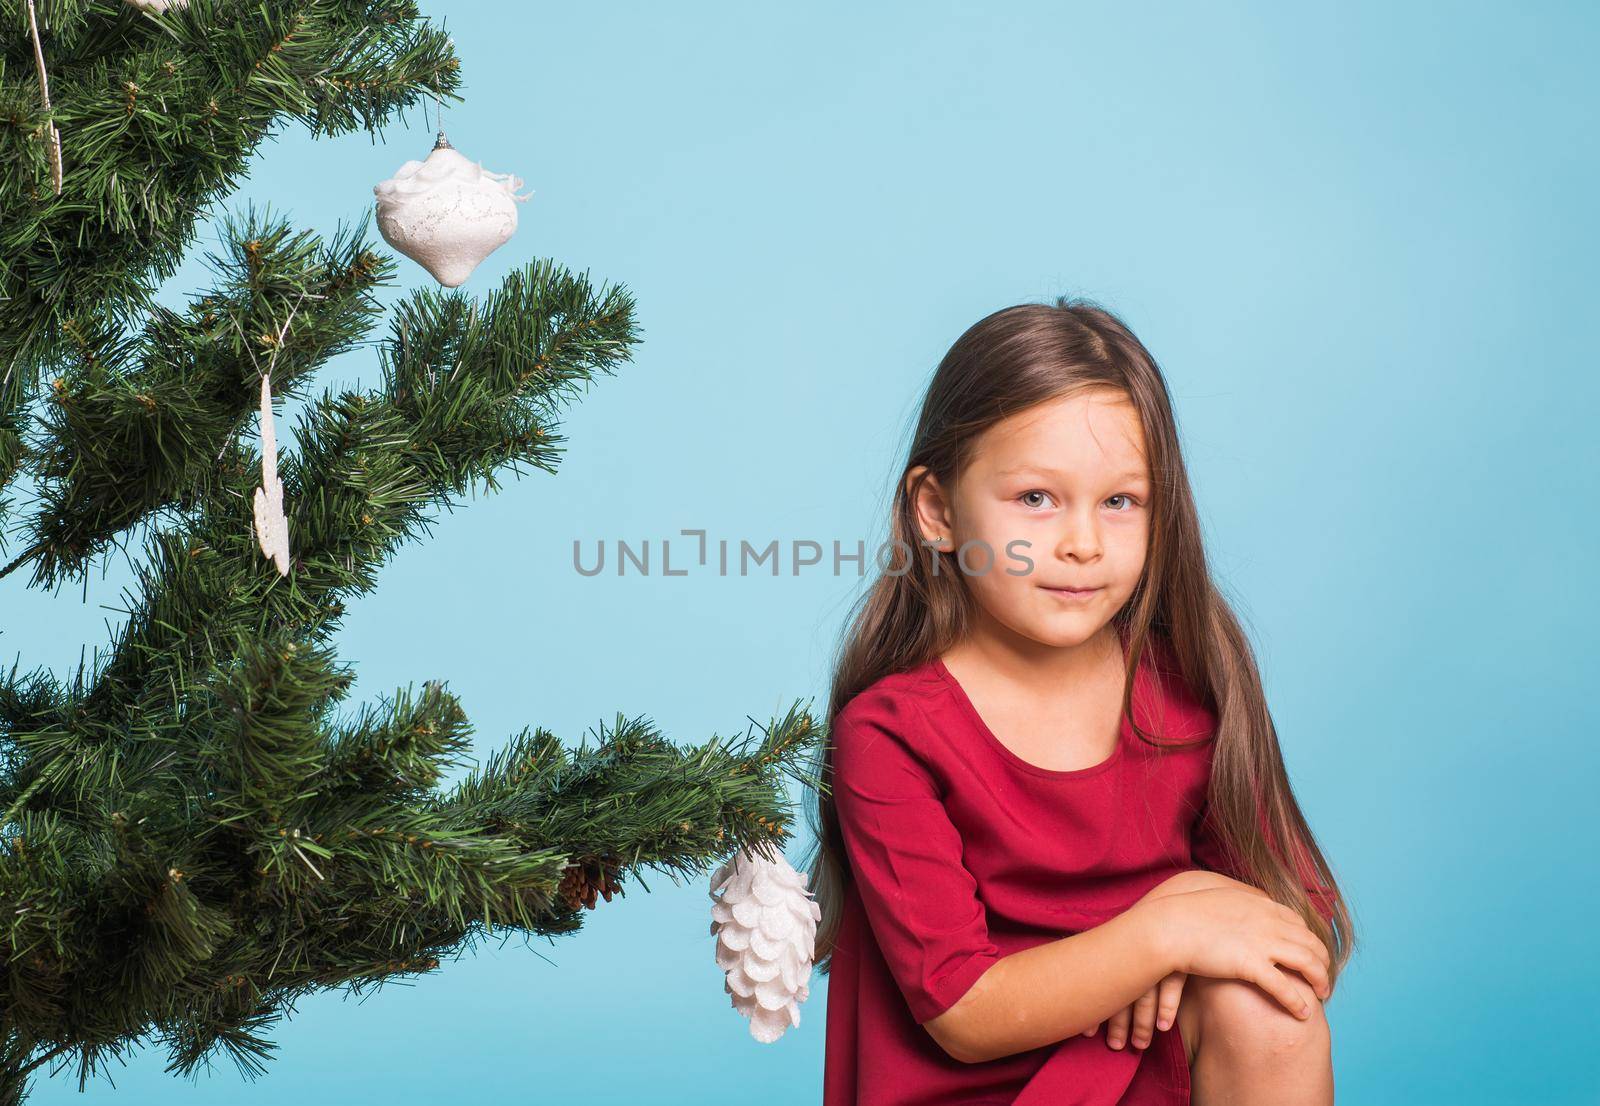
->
xmin=0 ymin=0 xmax=462 ymax=439
xmin=8 ymin=206 xmax=390 ymax=587
xmin=0 ymin=640 xmax=822 ymax=1095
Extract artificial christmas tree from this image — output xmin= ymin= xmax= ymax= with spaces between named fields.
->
xmin=0 ymin=1 xmax=821 ymax=1101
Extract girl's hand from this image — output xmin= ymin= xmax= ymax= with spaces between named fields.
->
xmin=1079 ymin=872 xmax=1227 ymax=1050
xmin=1080 ymin=970 xmax=1188 ymax=1050
xmin=1146 ymin=887 xmax=1332 ymax=1019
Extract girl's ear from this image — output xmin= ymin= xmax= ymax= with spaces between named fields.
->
xmin=905 ymin=465 xmax=956 ymax=551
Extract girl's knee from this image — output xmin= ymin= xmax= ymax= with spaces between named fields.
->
xmin=1185 ymin=976 xmax=1329 ymax=1065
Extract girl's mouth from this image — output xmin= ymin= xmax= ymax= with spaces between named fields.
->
xmin=1042 ymin=585 xmax=1101 ymax=600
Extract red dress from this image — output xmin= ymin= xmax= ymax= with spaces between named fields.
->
xmin=821 ymin=633 xmax=1334 ymax=1106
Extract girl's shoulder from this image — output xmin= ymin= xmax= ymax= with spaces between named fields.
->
xmin=835 ymin=658 xmax=947 ymax=731
xmin=832 ymin=662 xmax=953 ymax=784
xmin=829 ymin=659 xmax=955 ymax=767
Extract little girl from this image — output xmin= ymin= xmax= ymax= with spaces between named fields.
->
xmin=809 ymin=300 xmax=1353 ymax=1105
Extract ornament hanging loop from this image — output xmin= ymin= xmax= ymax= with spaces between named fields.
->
xmin=431 ymin=88 xmax=450 ymax=150
xmin=25 ymin=0 xmax=63 ymax=195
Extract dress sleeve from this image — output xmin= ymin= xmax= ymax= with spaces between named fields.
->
xmin=1191 ymin=796 xmax=1337 ymax=926
xmin=831 ymin=707 xmax=1002 ymax=1025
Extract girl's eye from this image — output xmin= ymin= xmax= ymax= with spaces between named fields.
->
xmin=1019 ymin=490 xmax=1142 ymax=511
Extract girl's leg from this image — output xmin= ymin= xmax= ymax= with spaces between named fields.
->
xmin=1174 ymin=974 xmax=1333 ymax=1106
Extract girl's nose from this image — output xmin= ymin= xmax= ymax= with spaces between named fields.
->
xmin=1052 ymin=515 xmax=1102 ymax=562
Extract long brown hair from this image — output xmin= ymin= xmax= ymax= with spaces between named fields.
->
xmin=804 ymin=297 xmax=1354 ymax=989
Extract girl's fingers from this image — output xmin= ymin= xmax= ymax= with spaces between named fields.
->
xmin=1289 ymin=971 xmax=1320 ymax=1017
xmin=1105 ymin=973 xmax=1191 ymax=1051
xmin=1082 ymin=1020 xmax=1100 ymax=1038
xmin=1106 ymin=1004 xmax=1133 ymax=1049
xmin=1285 ymin=919 xmax=1333 ymax=972
xmin=1130 ymin=986 xmax=1159 ymax=1049
xmin=1276 ymin=936 xmax=1332 ymax=999
xmin=1256 ymin=960 xmax=1319 ymax=1020
xmin=1155 ymin=971 xmax=1187 ymax=1033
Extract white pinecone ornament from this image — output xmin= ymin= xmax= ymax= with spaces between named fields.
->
xmin=124 ymin=0 xmax=187 ymax=12
xmin=708 ymin=845 xmax=820 ymax=1043
xmin=373 ymin=131 xmax=530 ymax=287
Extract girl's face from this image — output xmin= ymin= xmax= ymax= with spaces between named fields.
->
xmin=908 ymin=387 xmax=1151 ymax=651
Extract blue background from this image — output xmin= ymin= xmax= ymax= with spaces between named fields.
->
xmin=6 ymin=2 xmax=1595 ymax=1103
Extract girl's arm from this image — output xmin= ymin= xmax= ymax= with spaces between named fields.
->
xmin=937 ymin=887 xmax=1329 ymax=1065
xmin=830 ymin=709 xmax=1004 ymax=1042
xmin=928 ymin=902 xmax=1175 ymax=1064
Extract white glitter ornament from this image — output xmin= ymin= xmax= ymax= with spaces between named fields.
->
xmin=708 ymin=845 xmax=820 ymax=1043
xmin=124 ymin=0 xmax=187 ymax=12
xmin=251 ymin=371 xmax=290 ymax=576
xmin=373 ymin=132 xmax=530 ymax=287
